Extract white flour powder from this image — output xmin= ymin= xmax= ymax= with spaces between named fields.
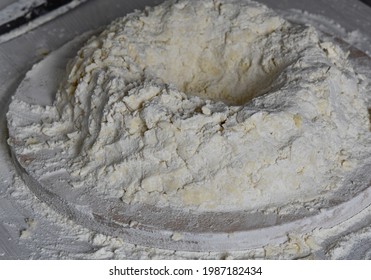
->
xmin=8 ymin=0 xmax=370 ymax=212
xmin=4 ymin=0 xmax=371 ymax=258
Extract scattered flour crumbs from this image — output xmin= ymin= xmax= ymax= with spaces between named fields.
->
xmin=5 ymin=0 xmax=371 ymax=258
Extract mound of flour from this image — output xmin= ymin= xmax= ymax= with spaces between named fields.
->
xmin=7 ymin=0 xmax=371 ymax=212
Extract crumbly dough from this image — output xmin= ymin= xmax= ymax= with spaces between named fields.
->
xmin=8 ymin=0 xmax=371 ymax=212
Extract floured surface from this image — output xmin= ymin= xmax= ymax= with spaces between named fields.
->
xmin=1 ymin=0 xmax=371 ymax=256
xmin=0 ymin=0 xmax=89 ymax=44
xmin=7 ymin=0 xmax=371 ymax=213
xmin=5 ymin=0 xmax=371 ymax=252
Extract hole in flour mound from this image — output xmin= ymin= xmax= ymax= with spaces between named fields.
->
xmin=144 ymin=49 xmax=285 ymax=106
xmin=183 ymin=57 xmax=284 ymax=106
xmin=132 ymin=7 xmax=295 ymax=106
xmin=146 ymin=50 xmax=284 ymax=105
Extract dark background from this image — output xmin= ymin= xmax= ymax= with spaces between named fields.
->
xmin=361 ymin=0 xmax=371 ymax=6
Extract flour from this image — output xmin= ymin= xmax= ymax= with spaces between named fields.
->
xmin=8 ymin=0 xmax=370 ymax=212
xmin=4 ymin=0 xmax=371 ymax=258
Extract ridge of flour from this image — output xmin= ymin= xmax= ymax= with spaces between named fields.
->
xmin=7 ymin=0 xmax=371 ymax=213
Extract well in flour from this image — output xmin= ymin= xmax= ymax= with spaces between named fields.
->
xmin=7 ymin=0 xmax=371 ymax=213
